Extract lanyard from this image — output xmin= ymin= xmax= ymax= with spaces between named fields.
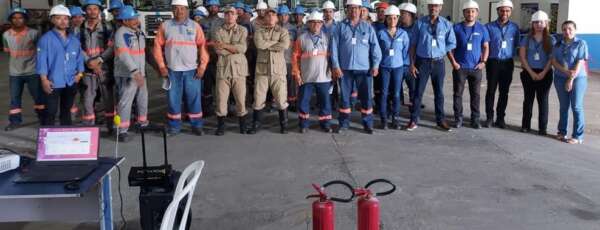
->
xmin=345 ymin=20 xmax=360 ymax=38
xmin=496 ymin=20 xmax=509 ymax=41
xmin=531 ymin=37 xmax=543 ymax=53
xmin=561 ymin=39 xmax=577 ymax=65
xmin=311 ymin=34 xmax=321 ymax=48
xmin=461 ymin=23 xmax=474 ymax=42
xmin=429 ymin=20 xmax=438 ymax=38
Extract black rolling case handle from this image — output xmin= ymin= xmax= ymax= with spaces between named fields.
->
xmin=139 ymin=124 xmax=169 ymax=168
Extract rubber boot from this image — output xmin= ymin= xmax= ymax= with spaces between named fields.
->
xmin=278 ymin=109 xmax=288 ymax=134
xmin=239 ymin=115 xmax=247 ymax=134
xmin=215 ymin=116 xmax=225 ymax=136
xmin=247 ymin=109 xmax=262 ymax=134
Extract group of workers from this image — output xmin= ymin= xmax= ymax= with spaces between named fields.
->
xmin=1 ymin=0 xmax=589 ymax=144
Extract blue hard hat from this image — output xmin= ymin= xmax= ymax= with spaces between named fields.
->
xmin=205 ymin=0 xmax=220 ymax=6
xmin=243 ymin=4 xmax=253 ymax=13
xmin=109 ymin=0 xmax=124 ymax=11
xmin=362 ymin=0 xmax=371 ymax=9
xmin=117 ymin=5 xmax=138 ymax=20
xmin=193 ymin=9 xmax=206 ymax=17
xmin=7 ymin=7 xmax=28 ymax=20
xmin=83 ymin=0 xmax=104 ymax=10
xmin=233 ymin=1 xmax=245 ymax=9
xmin=293 ymin=6 xmax=305 ymax=14
xmin=69 ymin=6 xmax=85 ymax=17
xmin=277 ymin=5 xmax=290 ymax=15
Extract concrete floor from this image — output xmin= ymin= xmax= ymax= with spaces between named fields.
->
xmin=0 ymin=52 xmax=599 ymax=230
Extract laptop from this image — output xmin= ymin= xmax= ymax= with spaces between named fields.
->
xmin=14 ymin=126 xmax=101 ymax=183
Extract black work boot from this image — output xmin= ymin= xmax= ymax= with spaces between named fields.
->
xmin=215 ymin=116 xmax=225 ymax=136
xmin=278 ymin=109 xmax=288 ymax=134
xmin=238 ymin=115 xmax=247 ymax=134
xmin=247 ymin=109 xmax=262 ymax=134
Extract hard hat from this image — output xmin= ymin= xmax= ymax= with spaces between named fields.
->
xmin=462 ymin=1 xmax=479 ymax=10
xmin=277 ymin=5 xmax=290 ymax=15
xmin=398 ymin=3 xmax=417 ymax=14
xmin=322 ymin=1 xmax=335 ymax=10
xmin=346 ymin=0 xmax=362 ymax=7
xmin=306 ymin=10 xmax=323 ymax=21
xmin=233 ymin=1 xmax=245 ymax=9
xmin=376 ymin=2 xmax=389 ymax=10
xmin=384 ymin=5 xmax=399 ymax=16
xmin=171 ymin=0 xmax=189 ymax=7
xmin=49 ymin=4 xmax=71 ymax=17
xmin=256 ymin=1 xmax=268 ymax=10
xmin=293 ymin=6 xmax=305 ymax=15
xmin=531 ymin=10 xmax=549 ymax=22
xmin=426 ymin=0 xmax=443 ymax=5
xmin=195 ymin=6 xmax=208 ymax=17
xmin=109 ymin=0 xmax=124 ymax=11
xmin=205 ymin=0 xmax=220 ymax=6
xmin=223 ymin=6 xmax=236 ymax=13
xmin=69 ymin=6 xmax=85 ymax=17
xmin=362 ymin=0 xmax=371 ymax=9
xmin=243 ymin=5 xmax=253 ymax=13
xmin=496 ymin=0 xmax=513 ymax=9
xmin=83 ymin=0 xmax=104 ymax=10
xmin=266 ymin=6 xmax=277 ymax=13
xmin=117 ymin=5 xmax=138 ymax=20
xmin=7 ymin=7 xmax=28 ymax=20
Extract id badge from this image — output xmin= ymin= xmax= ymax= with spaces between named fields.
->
xmin=432 ymin=39 xmax=437 ymax=47
xmin=534 ymin=53 xmax=540 ymax=61
xmin=312 ymin=49 xmax=319 ymax=56
xmin=351 ymin=37 xmax=357 ymax=45
xmin=501 ymin=40 xmax=508 ymax=49
xmin=467 ymin=43 xmax=473 ymax=51
xmin=389 ymin=49 xmax=395 ymax=56
xmin=65 ymin=53 xmax=69 ymax=61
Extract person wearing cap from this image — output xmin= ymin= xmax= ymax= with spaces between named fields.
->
xmin=253 ymin=1 xmax=269 ymax=30
xmin=69 ymin=6 xmax=85 ymax=36
xmin=202 ymin=0 xmax=224 ymax=117
xmin=360 ymin=0 xmax=371 ymax=22
xmin=292 ymin=11 xmax=333 ymax=133
xmin=292 ymin=6 xmax=305 ymax=29
xmin=321 ymin=1 xmax=337 ymax=35
xmin=446 ymin=1 xmax=489 ymax=129
xmin=213 ymin=6 xmax=249 ymax=136
xmin=376 ymin=5 xmax=409 ymax=130
xmin=518 ymin=11 xmax=555 ymax=135
xmin=37 ymin=5 xmax=85 ymax=126
xmin=2 ymin=8 xmax=44 ymax=131
xmin=330 ymin=0 xmax=382 ymax=134
xmin=113 ymin=5 xmax=148 ymax=142
xmin=79 ymin=0 xmax=117 ymax=134
xmin=278 ymin=5 xmax=299 ymax=111
xmin=108 ymin=0 xmax=124 ymax=28
xmin=193 ymin=6 xmax=207 ymax=25
xmin=484 ymin=0 xmax=519 ymax=129
xmin=551 ymin=20 xmax=589 ymax=145
xmin=248 ymin=6 xmax=291 ymax=134
xmin=372 ymin=2 xmax=388 ymax=31
xmin=234 ymin=1 xmax=245 ymax=16
xmin=153 ymin=0 xmax=210 ymax=136
xmin=398 ymin=2 xmax=419 ymax=109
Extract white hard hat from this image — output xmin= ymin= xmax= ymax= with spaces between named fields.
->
xmin=196 ymin=6 xmax=208 ymax=16
xmin=462 ymin=1 xmax=479 ymax=10
xmin=322 ymin=1 xmax=336 ymax=10
xmin=346 ymin=0 xmax=362 ymax=6
xmin=496 ymin=0 xmax=513 ymax=9
xmin=256 ymin=1 xmax=268 ymax=10
xmin=426 ymin=0 xmax=443 ymax=5
xmin=384 ymin=5 xmax=400 ymax=16
xmin=531 ymin=10 xmax=549 ymax=22
xmin=49 ymin=4 xmax=71 ymax=17
xmin=171 ymin=0 xmax=188 ymax=7
xmin=306 ymin=11 xmax=323 ymax=21
xmin=398 ymin=3 xmax=417 ymax=14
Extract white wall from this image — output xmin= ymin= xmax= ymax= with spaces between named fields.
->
xmin=450 ymin=0 xmax=559 ymax=26
xmin=561 ymin=0 xmax=600 ymax=34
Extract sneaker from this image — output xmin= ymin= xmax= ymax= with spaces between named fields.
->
xmin=405 ymin=121 xmax=418 ymax=131
xmin=437 ymin=121 xmax=452 ymax=132
xmin=299 ymin=127 xmax=308 ymax=133
xmin=520 ymin=127 xmax=531 ymax=133
xmin=494 ymin=119 xmax=506 ymax=129
xmin=336 ymin=126 xmax=348 ymax=134
xmin=483 ymin=118 xmax=493 ymax=128
xmin=364 ymin=127 xmax=374 ymax=134
xmin=322 ymin=127 xmax=333 ymax=133
xmin=454 ymin=119 xmax=463 ymax=129
xmin=4 ymin=123 xmax=19 ymax=131
xmin=191 ymin=127 xmax=204 ymax=136
xmin=167 ymin=129 xmax=180 ymax=137
xmin=471 ymin=120 xmax=481 ymax=129
xmin=117 ymin=133 xmax=131 ymax=142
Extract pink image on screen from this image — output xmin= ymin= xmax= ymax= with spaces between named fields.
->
xmin=37 ymin=127 xmax=100 ymax=161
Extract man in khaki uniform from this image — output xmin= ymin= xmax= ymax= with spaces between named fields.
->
xmin=248 ymin=7 xmax=290 ymax=134
xmin=213 ymin=6 xmax=249 ymax=136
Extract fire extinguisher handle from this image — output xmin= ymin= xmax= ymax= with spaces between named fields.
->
xmin=365 ymin=179 xmax=396 ymax=197
xmin=323 ymin=180 xmax=355 ymax=203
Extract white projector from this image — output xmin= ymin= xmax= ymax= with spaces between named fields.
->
xmin=0 ymin=150 xmax=20 ymax=174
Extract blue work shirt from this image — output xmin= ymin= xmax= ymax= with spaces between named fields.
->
xmin=486 ymin=20 xmax=519 ymax=60
xmin=401 ymin=24 xmax=417 ymax=66
xmin=519 ymin=35 xmax=556 ymax=69
xmin=411 ymin=16 xmax=456 ymax=59
xmin=322 ymin=21 xmax=338 ymax=37
xmin=330 ymin=19 xmax=382 ymax=71
xmin=36 ymin=29 xmax=84 ymax=88
xmin=377 ymin=28 xmax=409 ymax=68
xmin=372 ymin=21 xmax=386 ymax=32
xmin=453 ymin=21 xmax=490 ymax=70
xmin=552 ymin=36 xmax=589 ymax=78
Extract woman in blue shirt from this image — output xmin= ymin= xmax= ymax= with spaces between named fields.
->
xmin=376 ymin=5 xmax=409 ymax=129
xmin=518 ymin=11 xmax=555 ymax=135
xmin=551 ymin=20 xmax=589 ymax=144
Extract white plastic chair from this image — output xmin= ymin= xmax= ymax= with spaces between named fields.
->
xmin=160 ymin=160 xmax=205 ymax=230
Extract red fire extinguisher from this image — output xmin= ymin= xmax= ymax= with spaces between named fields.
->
xmin=306 ymin=180 xmax=355 ymax=230
xmin=355 ymin=179 xmax=396 ymax=230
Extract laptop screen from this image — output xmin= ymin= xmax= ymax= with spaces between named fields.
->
xmin=36 ymin=127 xmax=100 ymax=161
